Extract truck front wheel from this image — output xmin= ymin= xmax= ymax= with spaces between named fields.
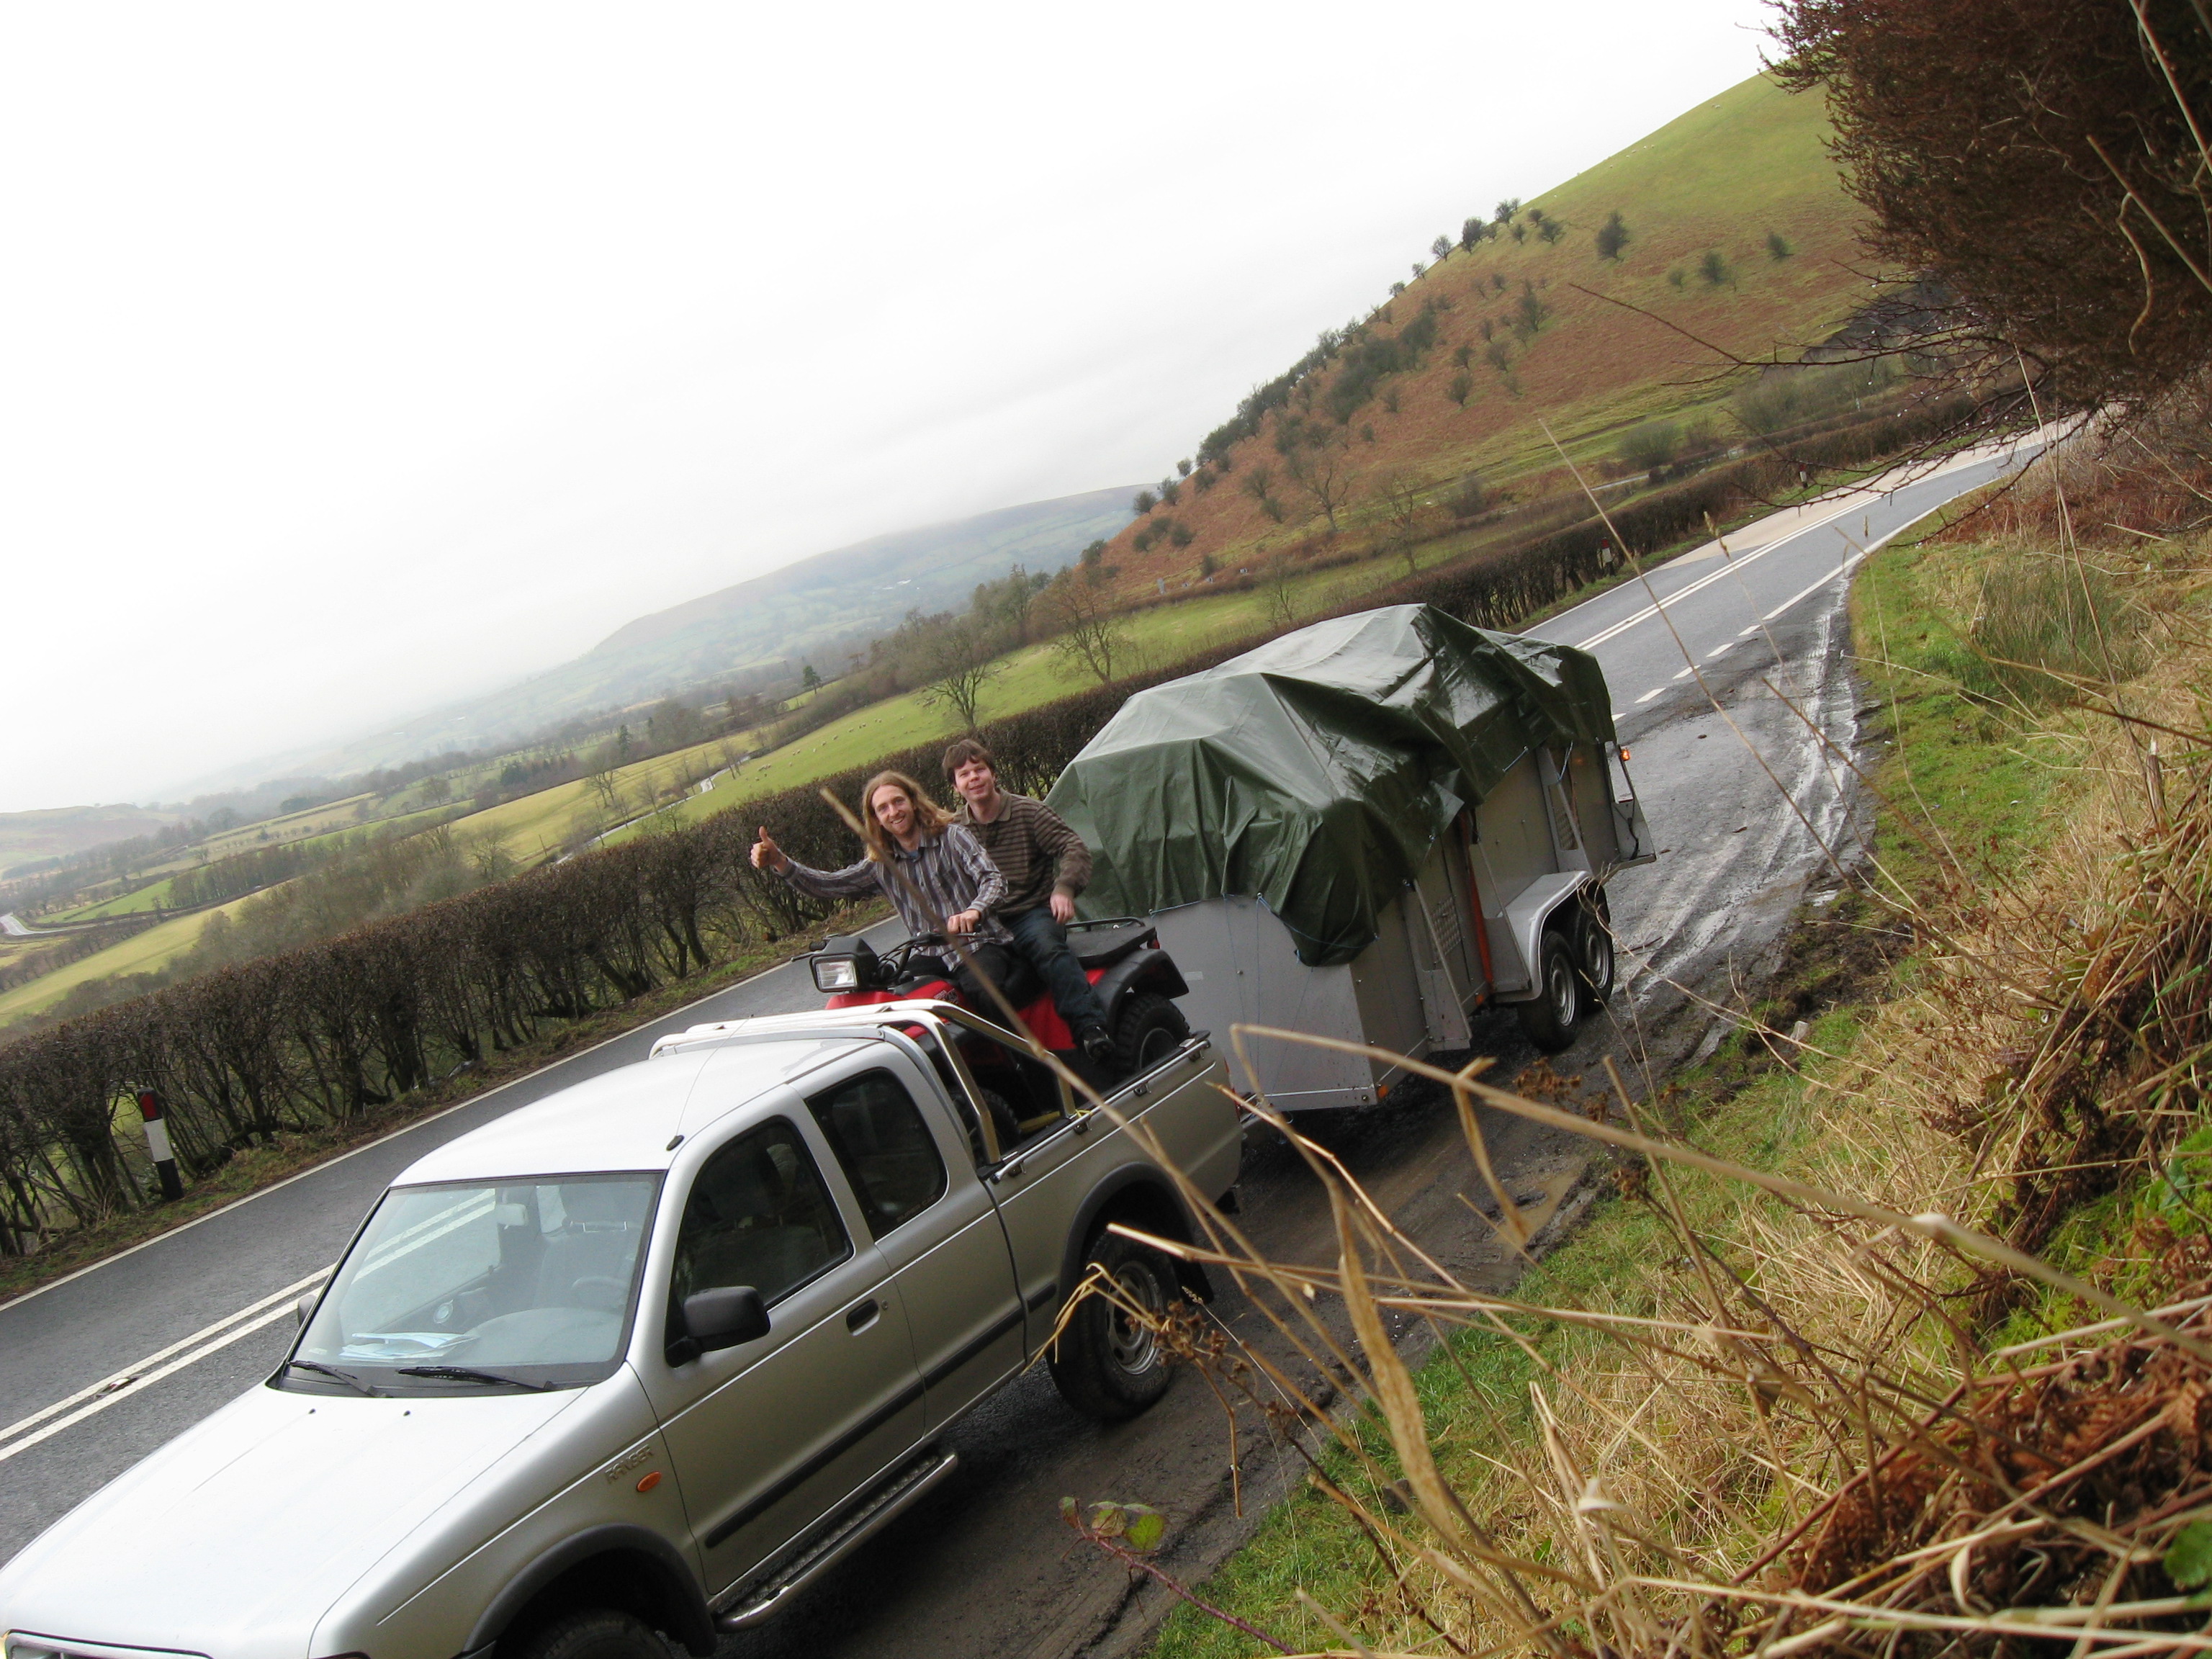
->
xmin=1049 ymin=1231 xmax=1177 ymax=1421
xmin=511 ymin=1609 xmax=666 ymax=1659
xmin=1514 ymin=926 xmax=1581 ymax=1053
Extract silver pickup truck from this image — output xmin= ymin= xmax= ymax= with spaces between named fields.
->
xmin=0 ymin=1001 xmax=1241 ymax=1659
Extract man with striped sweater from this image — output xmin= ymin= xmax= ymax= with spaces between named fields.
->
xmin=943 ymin=738 xmax=1115 ymax=1066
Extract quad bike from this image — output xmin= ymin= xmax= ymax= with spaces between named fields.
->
xmin=807 ymin=917 xmax=1196 ymax=1083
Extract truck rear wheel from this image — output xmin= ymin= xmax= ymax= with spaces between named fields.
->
xmin=1112 ymin=991 xmax=1188 ymax=1076
xmin=1049 ymin=1231 xmax=1177 ymax=1421
xmin=511 ymin=1609 xmax=666 ymax=1659
xmin=1515 ymin=926 xmax=1581 ymax=1053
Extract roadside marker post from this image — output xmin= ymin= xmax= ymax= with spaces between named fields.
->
xmin=135 ymin=1089 xmax=184 ymax=1202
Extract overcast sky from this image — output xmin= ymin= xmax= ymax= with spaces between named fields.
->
xmin=1 ymin=1 xmax=1773 ymax=814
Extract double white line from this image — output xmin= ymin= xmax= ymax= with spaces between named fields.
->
xmin=0 ymin=1268 xmax=328 ymax=1465
xmin=1572 ymin=493 xmax=1876 ymax=652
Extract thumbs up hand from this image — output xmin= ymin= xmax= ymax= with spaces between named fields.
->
xmin=751 ymin=826 xmax=789 ymax=873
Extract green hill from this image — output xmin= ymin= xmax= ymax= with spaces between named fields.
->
xmin=1100 ymin=71 xmax=1868 ymax=591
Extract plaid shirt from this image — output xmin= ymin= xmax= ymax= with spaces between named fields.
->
xmin=955 ymin=792 xmax=1092 ymax=917
xmin=779 ymin=822 xmax=1012 ymax=945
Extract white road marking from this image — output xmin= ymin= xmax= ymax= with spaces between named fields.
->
xmin=1671 ymin=666 xmax=1693 ymax=680
xmin=1635 ymin=688 xmax=1665 ymax=704
xmin=1705 ymin=642 xmax=1735 ymax=659
xmin=1759 ymin=511 xmax=1930 ymax=624
xmin=1569 ymin=494 xmax=1871 ymax=652
xmin=0 ymin=1268 xmax=328 ymax=1461
xmin=1554 ymin=437 xmax=2036 ymax=656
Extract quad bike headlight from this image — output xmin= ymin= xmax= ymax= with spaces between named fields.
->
xmin=810 ymin=934 xmax=878 ymax=993
xmin=811 ymin=956 xmax=860 ymax=992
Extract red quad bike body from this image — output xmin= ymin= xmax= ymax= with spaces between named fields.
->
xmin=827 ymin=975 xmax=1083 ymax=1050
xmin=806 ymin=918 xmax=1194 ymax=1076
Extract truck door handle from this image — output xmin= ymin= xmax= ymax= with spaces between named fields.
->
xmin=845 ymin=1298 xmax=881 ymax=1333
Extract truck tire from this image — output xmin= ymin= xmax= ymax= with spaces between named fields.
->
xmin=1514 ymin=926 xmax=1581 ymax=1053
xmin=1572 ymin=889 xmax=1615 ymax=1005
xmin=1049 ymin=1231 xmax=1177 ymax=1421
xmin=511 ymin=1609 xmax=666 ymax=1659
xmin=1112 ymin=991 xmax=1189 ymax=1076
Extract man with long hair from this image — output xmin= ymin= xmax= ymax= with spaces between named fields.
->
xmin=751 ymin=770 xmax=1033 ymax=1014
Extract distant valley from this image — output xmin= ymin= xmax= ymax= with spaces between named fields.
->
xmin=166 ymin=484 xmax=1139 ymax=791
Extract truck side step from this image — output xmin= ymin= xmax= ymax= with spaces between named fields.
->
xmin=715 ymin=1447 xmax=959 ymax=1629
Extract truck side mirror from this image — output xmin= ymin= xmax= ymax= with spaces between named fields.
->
xmin=296 ymin=1291 xmax=320 ymax=1328
xmin=682 ymin=1287 xmax=770 ymax=1354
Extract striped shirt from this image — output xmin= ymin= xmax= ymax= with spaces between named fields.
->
xmin=778 ymin=822 xmax=1012 ymax=945
xmin=955 ymin=792 xmax=1092 ymax=917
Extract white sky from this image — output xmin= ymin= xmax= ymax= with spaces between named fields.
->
xmin=1 ymin=1 xmax=1772 ymax=814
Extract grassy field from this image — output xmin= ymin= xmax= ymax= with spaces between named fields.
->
xmin=198 ymin=792 xmax=376 ymax=857
xmin=0 ymin=899 xmax=248 ymax=1025
xmin=48 ymin=878 xmax=179 ymax=921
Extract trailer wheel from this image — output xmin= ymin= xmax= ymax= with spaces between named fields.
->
xmin=1112 ymin=992 xmax=1188 ymax=1077
xmin=1049 ymin=1231 xmax=1177 ymax=1421
xmin=1516 ymin=926 xmax=1581 ymax=1053
xmin=1572 ymin=889 xmax=1615 ymax=1004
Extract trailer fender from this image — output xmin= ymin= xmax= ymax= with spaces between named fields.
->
xmin=1493 ymin=871 xmax=1592 ymax=1002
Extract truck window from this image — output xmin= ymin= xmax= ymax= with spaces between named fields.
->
xmin=807 ymin=1069 xmax=948 ymax=1238
xmin=668 ymin=1119 xmax=852 ymax=1323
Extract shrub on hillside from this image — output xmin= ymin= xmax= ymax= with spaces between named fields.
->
xmin=1617 ymin=418 xmax=1683 ymax=475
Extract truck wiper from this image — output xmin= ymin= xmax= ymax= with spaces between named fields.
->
xmin=395 ymin=1364 xmax=554 ymax=1390
xmin=285 ymin=1358 xmax=379 ymax=1396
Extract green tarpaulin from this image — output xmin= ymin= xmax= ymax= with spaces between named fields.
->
xmin=1046 ymin=604 xmax=1616 ymax=966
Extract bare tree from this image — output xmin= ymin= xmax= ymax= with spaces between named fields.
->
xmin=586 ymin=765 xmax=625 ymax=822
xmin=916 ymin=617 xmax=1004 ymax=732
xmin=1262 ymin=556 xmax=1300 ymax=634
xmin=1371 ymin=468 xmax=1431 ymax=575
xmin=1282 ymin=432 xmax=1354 ymax=533
xmin=1035 ymin=570 xmax=1133 ymax=686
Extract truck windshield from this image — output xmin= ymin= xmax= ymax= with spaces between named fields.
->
xmin=286 ymin=1173 xmax=660 ymax=1395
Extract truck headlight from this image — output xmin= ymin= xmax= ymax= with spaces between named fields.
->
xmin=7 ymin=1637 xmax=61 ymax=1659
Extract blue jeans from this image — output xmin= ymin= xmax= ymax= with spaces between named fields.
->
xmin=1004 ymin=905 xmax=1107 ymax=1035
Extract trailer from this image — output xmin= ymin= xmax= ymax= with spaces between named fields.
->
xmin=1045 ymin=604 xmax=1655 ymax=1112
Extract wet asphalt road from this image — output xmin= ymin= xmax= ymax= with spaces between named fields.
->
xmin=0 ymin=441 xmax=2034 ymax=1655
